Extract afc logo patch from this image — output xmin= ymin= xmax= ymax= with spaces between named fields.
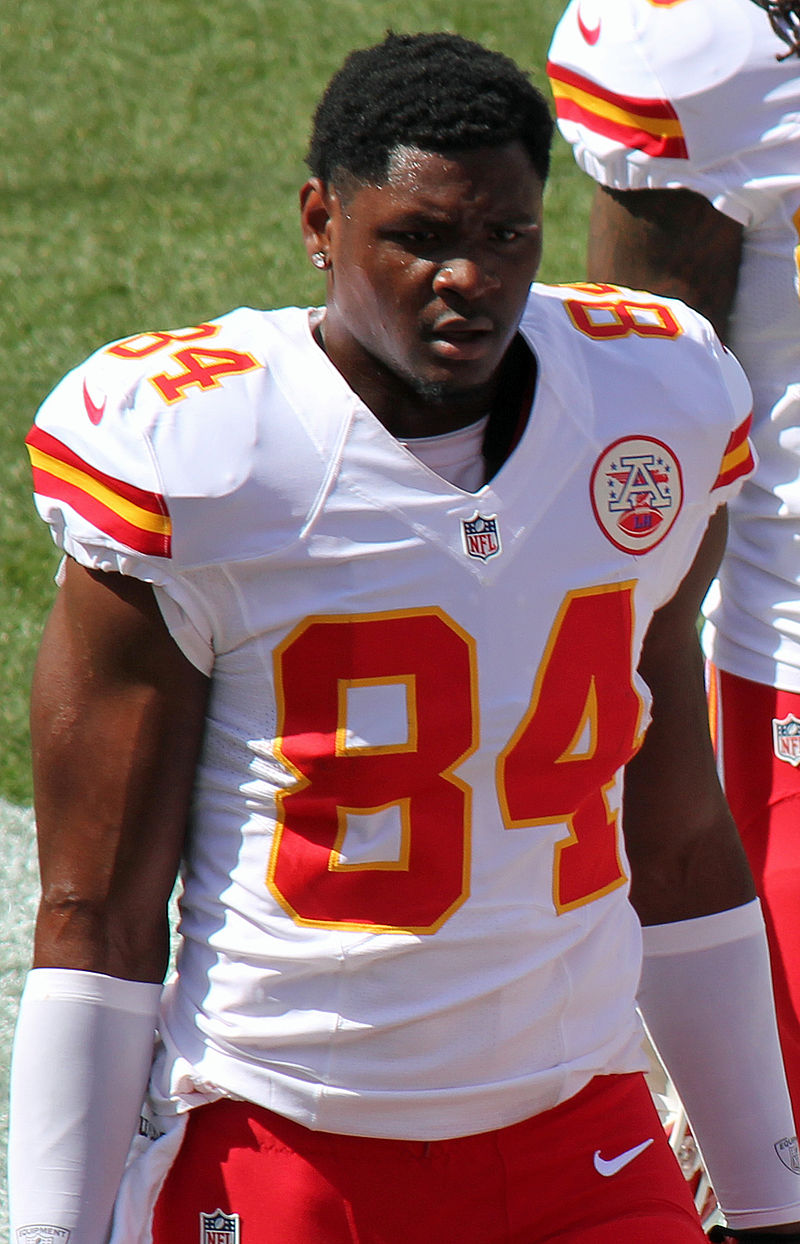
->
xmin=591 ymin=436 xmax=683 ymax=554
xmin=773 ymin=714 xmax=800 ymax=767
xmin=461 ymin=512 xmax=502 ymax=561
xmin=200 ymin=1210 xmax=241 ymax=1244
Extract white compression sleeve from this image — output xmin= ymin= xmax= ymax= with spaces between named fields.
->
xmin=9 ymin=968 xmax=162 ymax=1244
xmin=638 ymin=898 xmax=800 ymax=1230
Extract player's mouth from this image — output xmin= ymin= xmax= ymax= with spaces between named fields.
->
xmin=426 ymin=315 xmax=496 ymax=361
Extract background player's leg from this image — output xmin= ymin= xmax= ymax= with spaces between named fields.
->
xmin=714 ymin=667 xmax=800 ymax=1115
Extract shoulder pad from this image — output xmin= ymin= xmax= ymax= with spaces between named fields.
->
xmin=547 ymin=0 xmax=789 ymax=190
xmin=27 ymin=308 xmax=270 ymax=560
xmin=523 ymin=283 xmax=754 ymax=510
xmin=526 ymin=280 xmax=752 ymax=425
xmin=548 ymin=0 xmax=754 ymax=99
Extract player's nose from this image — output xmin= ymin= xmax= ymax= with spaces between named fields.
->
xmin=432 ymin=257 xmax=502 ymax=300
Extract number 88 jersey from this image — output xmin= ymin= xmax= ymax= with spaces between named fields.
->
xmin=26 ymin=283 xmax=753 ymax=1140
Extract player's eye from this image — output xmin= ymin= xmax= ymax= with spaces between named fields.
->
xmin=388 ymin=230 xmax=439 ymax=246
xmin=492 ymin=227 xmax=521 ymax=243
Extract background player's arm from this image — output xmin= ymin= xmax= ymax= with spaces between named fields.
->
xmin=623 ymin=505 xmax=754 ymax=924
xmin=587 ymin=185 xmax=744 ymax=340
xmin=30 ymin=555 xmax=210 ymax=982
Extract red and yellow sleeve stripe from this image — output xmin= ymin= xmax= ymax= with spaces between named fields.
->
xmin=712 ymin=414 xmax=754 ymax=491
xmin=546 ymin=61 xmax=688 ymax=160
xmin=26 ymin=424 xmax=172 ymax=557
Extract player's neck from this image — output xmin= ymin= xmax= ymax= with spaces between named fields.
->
xmin=312 ymin=317 xmax=536 ymax=453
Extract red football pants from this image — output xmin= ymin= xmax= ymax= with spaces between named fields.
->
xmin=710 ymin=665 xmax=800 ymax=1121
xmin=152 ymin=1072 xmax=705 ymax=1243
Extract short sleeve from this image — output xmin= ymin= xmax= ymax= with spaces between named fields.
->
xmin=25 ymin=321 xmax=260 ymax=675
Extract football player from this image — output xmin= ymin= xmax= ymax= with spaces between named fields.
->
xmin=548 ymin=1 xmax=800 ymax=1237
xmin=9 ymin=28 xmax=800 ymax=1244
xmin=549 ymin=0 xmax=800 ymax=1136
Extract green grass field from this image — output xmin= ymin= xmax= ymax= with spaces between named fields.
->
xmin=0 ymin=0 xmax=591 ymax=1225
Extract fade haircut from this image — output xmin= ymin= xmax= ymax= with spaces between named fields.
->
xmin=306 ymin=31 xmax=554 ymax=190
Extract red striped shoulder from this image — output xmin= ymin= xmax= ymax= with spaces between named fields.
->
xmin=26 ymin=424 xmax=172 ymax=558
xmin=712 ymin=413 xmax=755 ymax=491
xmin=547 ymin=60 xmax=688 ymax=160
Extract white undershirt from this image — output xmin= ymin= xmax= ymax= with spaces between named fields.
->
xmin=399 ymin=415 xmax=489 ymax=492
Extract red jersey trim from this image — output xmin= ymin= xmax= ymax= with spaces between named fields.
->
xmin=712 ymin=414 xmax=755 ymax=491
xmin=25 ymin=424 xmax=172 ymax=558
xmin=547 ymin=61 xmax=689 ymax=160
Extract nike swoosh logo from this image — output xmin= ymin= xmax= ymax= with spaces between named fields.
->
xmin=577 ymin=3 xmax=602 ymax=44
xmin=83 ymin=377 xmax=107 ymax=425
xmin=593 ymin=1137 xmax=654 ymax=1177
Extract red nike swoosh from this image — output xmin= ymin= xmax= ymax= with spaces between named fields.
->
xmin=577 ymin=4 xmax=601 ymax=44
xmin=83 ymin=378 xmax=107 ymax=425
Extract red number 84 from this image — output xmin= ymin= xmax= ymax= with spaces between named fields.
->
xmin=269 ymin=582 xmax=645 ymax=935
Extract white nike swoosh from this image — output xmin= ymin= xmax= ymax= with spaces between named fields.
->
xmin=593 ymin=1137 xmax=655 ymax=1177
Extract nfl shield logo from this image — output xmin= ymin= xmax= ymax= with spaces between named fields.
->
xmin=773 ymin=714 xmax=800 ymax=767
xmin=200 ymin=1210 xmax=241 ymax=1244
xmin=461 ymin=512 xmax=502 ymax=561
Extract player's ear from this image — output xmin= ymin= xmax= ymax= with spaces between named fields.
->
xmin=300 ymin=177 xmax=334 ymax=266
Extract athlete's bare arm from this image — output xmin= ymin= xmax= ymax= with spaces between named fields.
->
xmin=30 ymin=556 xmax=210 ymax=983
xmin=587 ymin=185 xmax=744 ymax=340
xmin=623 ymin=506 xmax=756 ymax=926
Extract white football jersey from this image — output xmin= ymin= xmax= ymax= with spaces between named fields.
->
xmin=548 ymin=0 xmax=800 ymax=690
xmin=28 ymin=288 xmax=752 ymax=1140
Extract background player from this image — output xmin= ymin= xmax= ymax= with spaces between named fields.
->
xmin=548 ymin=0 xmax=800 ymax=1147
xmin=9 ymin=28 xmax=800 ymax=1244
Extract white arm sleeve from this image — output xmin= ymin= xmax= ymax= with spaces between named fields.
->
xmin=638 ymin=899 xmax=800 ymax=1230
xmin=8 ymin=968 xmax=162 ymax=1244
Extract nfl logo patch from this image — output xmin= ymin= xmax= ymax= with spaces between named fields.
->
xmin=773 ymin=714 xmax=800 ymax=767
xmin=461 ymin=512 xmax=502 ymax=561
xmin=200 ymin=1210 xmax=241 ymax=1244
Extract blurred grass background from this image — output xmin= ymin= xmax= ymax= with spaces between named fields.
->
xmin=0 ymin=0 xmax=591 ymax=1225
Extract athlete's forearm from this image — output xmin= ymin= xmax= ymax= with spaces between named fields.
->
xmin=638 ymin=900 xmax=800 ymax=1231
xmin=9 ymin=968 xmax=161 ymax=1242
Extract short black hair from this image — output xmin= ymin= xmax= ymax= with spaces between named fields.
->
xmin=306 ymin=31 xmax=554 ymax=188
